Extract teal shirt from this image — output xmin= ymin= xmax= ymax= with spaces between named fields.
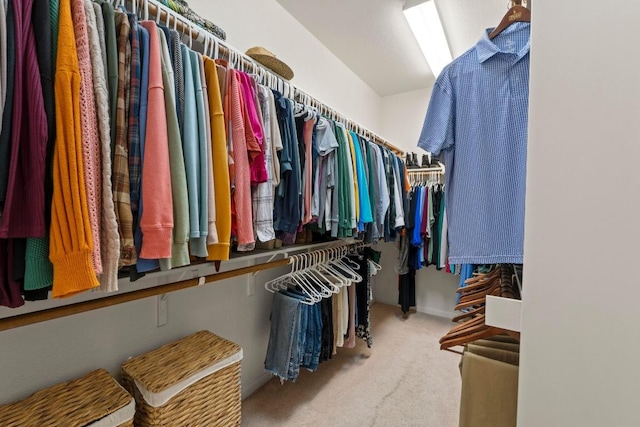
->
xmin=350 ymin=131 xmax=372 ymax=231
xmin=158 ymin=29 xmax=190 ymax=270
xmin=181 ymin=45 xmax=206 ymax=257
xmin=189 ymin=50 xmax=208 ymax=257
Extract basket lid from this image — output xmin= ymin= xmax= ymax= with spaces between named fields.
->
xmin=121 ymin=331 xmax=242 ymax=395
xmin=0 ymin=369 xmax=134 ymax=427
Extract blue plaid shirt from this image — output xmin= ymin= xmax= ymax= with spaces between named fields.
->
xmin=127 ymin=13 xmax=142 ymax=215
xmin=418 ymin=22 xmax=530 ymax=264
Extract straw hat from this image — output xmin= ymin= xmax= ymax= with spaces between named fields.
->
xmin=245 ymin=46 xmax=294 ymax=80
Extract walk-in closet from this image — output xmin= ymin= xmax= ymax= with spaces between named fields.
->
xmin=0 ymin=0 xmax=637 ymax=426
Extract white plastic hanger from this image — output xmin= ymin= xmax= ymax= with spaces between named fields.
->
xmin=305 ymin=252 xmax=337 ymax=297
xmin=288 ymin=255 xmax=322 ymax=303
xmin=316 ymin=250 xmax=348 ymax=290
xmin=203 ymin=36 xmax=209 ymax=57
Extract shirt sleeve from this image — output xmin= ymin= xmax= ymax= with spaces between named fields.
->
xmin=417 ymin=77 xmax=455 ymax=156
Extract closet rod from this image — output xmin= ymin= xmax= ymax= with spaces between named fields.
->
xmin=143 ymin=0 xmax=404 ymax=155
xmin=407 ymin=166 xmax=445 ymax=173
xmin=0 ymin=258 xmax=290 ymax=332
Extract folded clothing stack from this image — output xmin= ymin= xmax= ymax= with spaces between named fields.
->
xmin=157 ymin=0 xmax=226 ymax=40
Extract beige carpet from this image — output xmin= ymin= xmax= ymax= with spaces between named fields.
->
xmin=242 ymin=303 xmax=461 ymax=427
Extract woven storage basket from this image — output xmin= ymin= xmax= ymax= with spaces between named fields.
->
xmin=121 ymin=330 xmax=243 ymax=426
xmin=0 ymin=368 xmax=135 ymax=427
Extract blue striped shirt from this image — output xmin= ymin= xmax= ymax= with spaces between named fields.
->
xmin=418 ymin=23 xmax=530 ymax=264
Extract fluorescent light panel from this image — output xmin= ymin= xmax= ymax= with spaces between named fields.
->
xmin=403 ymin=0 xmax=452 ymax=77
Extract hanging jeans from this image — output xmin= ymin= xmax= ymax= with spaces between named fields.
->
xmin=264 ymin=291 xmax=301 ymax=382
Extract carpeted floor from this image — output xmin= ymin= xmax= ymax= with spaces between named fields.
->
xmin=242 ymin=303 xmax=461 ymax=427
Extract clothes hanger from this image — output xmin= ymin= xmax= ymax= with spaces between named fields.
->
xmin=451 ymin=305 xmax=486 ymax=323
xmin=289 ymin=255 xmax=324 ymax=302
xmin=489 ymin=0 xmax=530 ymax=40
xmin=455 ymin=284 xmax=500 ymax=310
xmin=317 ymin=249 xmax=350 ymax=288
xmin=455 ymin=266 xmax=516 ymax=310
xmin=165 ymin=5 xmax=171 ymax=27
xmin=265 ymin=256 xmax=301 ymax=293
xmin=442 ymin=314 xmax=488 ymax=337
xmin=456 ymin=266 xmax=501 ymax=293
xmin=203 ymin=37 xmax=209 ymax=58
xmin=333 ymin=250 xmax=362 ymax=283
xmin=306 ymin=253 xmax=337 ymax=297
xmin=439 ymin=318 xmax=520 ymax=350
xmin=289 ymin=270 xmax=321 ymax=302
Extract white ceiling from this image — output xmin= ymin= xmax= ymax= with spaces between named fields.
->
xmin=276 ymin=0 xmax=508 ymax=97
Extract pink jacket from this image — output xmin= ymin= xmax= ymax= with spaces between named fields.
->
xmin=228 ymin=69 xmax=254 ymax=250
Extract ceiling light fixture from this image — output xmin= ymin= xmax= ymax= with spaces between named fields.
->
xmin=403 ymin=0 xmax=452 ymax=78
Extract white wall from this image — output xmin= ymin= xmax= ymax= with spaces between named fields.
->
xmin=380 ymin=87 xmax=432 ymax=154
xmin=0 ymin=261 xmax=290 ymax=402
xmin=0 ymin=0 xmax=385 ymax=405
xmin=374 ymin=242 xmax=458 ymax=319
xmin=192 ymin=0 xmax=383 ymax=135
xmin=518 ymin=1 xmax=640 ymax=425
xmin=376 ymin=88 xmax=459 ymax=318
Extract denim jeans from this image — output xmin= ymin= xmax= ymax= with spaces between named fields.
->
xmin=264 ymin=291 xmax=302 ymax=382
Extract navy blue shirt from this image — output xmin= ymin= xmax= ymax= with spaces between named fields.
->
xmin=273 ymin=91 xmax=301 ymax=234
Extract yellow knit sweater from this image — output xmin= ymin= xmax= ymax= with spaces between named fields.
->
xmin=204 ymin=58 xmax=231 ymax=261
xmin=49 ymin=0 xmax=99 ymax=297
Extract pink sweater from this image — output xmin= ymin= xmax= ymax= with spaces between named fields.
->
xmin=71 ymin=0 xmax=102 ymax=274
xmin=228 ymin=69 xmax=254 ymax=251
xmin=139 ymin=21 xmax=173 ymax=259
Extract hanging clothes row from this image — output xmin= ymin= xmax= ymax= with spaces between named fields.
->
xmin=0 ymin=0 xmax=409 ymax=308
xmin=264 ymin=244 xmax=380 ymax=382
xmin=397 ymin=169 xmax=449 ymax=314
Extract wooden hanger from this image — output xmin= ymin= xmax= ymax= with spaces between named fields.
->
xmin=489 ymin=1 xmax=531 ymax=40
xmin=440 ymin=321 xmax=520 ymax=350
xmin=441 ymin=315 xmax=487 ymax=340
xmin=455 ymin=286 xmax=501 ymax=311
xmin=457 ymin=268 xmax=501 ymax=291
xmin=452 ymin=305 xmax=485 ymax=323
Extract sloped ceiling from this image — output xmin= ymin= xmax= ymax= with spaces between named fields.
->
xmin=276 ymin=0 xmax=507 ymax=96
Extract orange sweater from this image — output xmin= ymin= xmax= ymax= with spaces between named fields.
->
xmin=204 ymin=57 xmax=231 ymax=261
xmin=49 ymin=0 xmax=99 ymax=297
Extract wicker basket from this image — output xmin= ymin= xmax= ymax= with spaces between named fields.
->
xmin=0 ymin=368 xmax=135 ymax=427
xmin=121 ymin=330 xmax=243 ymax=426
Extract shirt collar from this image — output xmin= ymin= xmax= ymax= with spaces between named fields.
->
xmin=476 ymin=22 xmax=531 ymax=63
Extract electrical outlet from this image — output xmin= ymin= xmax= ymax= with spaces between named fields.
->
xmin=157 ymin=294 xmax=168 ymax=326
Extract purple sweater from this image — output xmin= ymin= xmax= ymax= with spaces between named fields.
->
xmin=0 ymin=0 xmax=48 ymax=238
